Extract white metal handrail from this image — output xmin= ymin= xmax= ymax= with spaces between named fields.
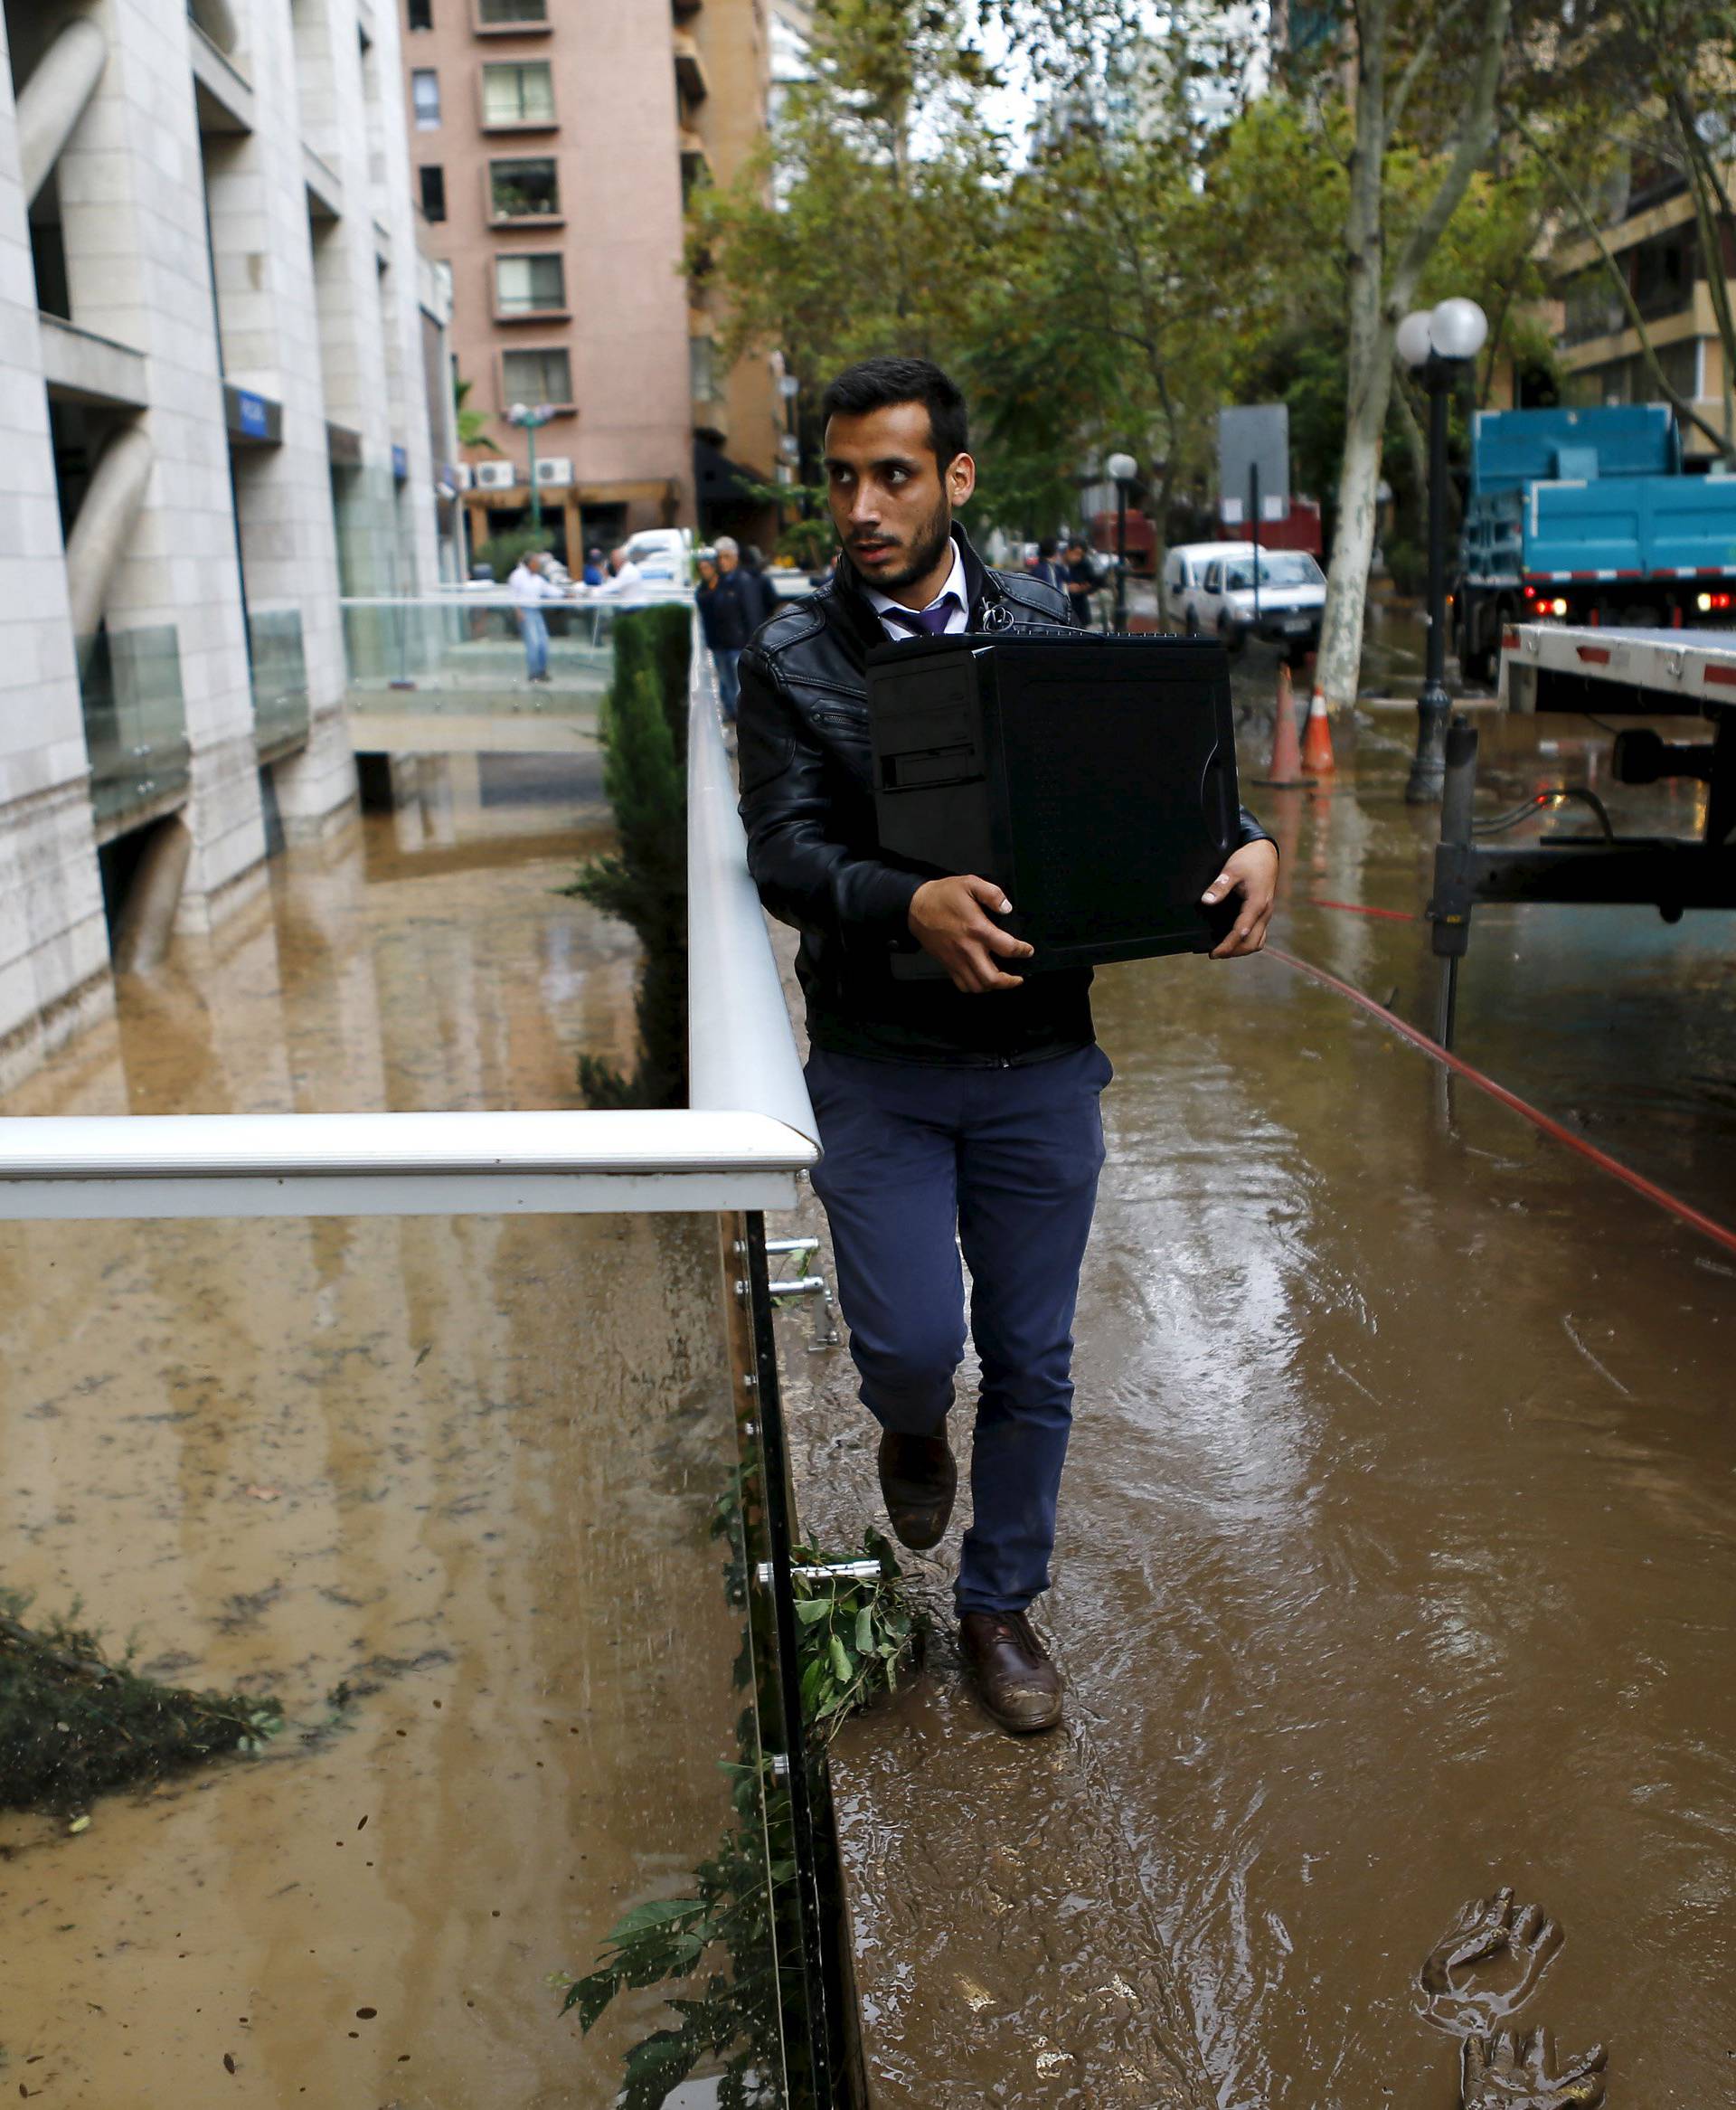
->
xmin=0 ymin=611 xmax=816 ymax=1219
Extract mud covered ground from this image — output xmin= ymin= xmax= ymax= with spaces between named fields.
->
xmin=0 ymin=758 xmax=754 ymax=2106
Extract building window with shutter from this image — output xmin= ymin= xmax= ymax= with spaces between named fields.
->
xmin=408 ymin=0 xmax=433 ymax=27
xmin=501 ymin=347 xmax=572 ymax=407
xmin=495 ymin=253 xmax=566 ymax=316
xmin=411 ymin=70 xmax=441 ymax=129
xmin=481 ymin=62 xmax=555 ymax=128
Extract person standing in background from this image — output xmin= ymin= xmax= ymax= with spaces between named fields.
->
xmin=700 ymin=540 xmax=766 ymax=723
xmin=507 ymin=550 xmax=568 ymax=683
xmin=1033 ymin=537 xmax=1070 ymax=593
xmin=694 ymin=548 xmax=739 ymax=722
xmin=1063 ymin=540 xmax=1100 ymax=629
xmin=718 ymin=536 xmax=778 ymax=628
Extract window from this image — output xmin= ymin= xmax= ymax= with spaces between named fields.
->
xmin=419 ymin=165 xmax=446 ymax=222
xmin=482 ymin=62 xmax=555 ymax=127
xmin=488 ymin=156 xmax=560 ymax=220
xmin=502 ymin=346 xmax=571 ymax=405
xmin=408 ymin=0 xmax=432 ymax=25
xmin=411 ymin=69 xmax=440 ymax=128
xmin=1203 ymin=563 xmax=1222 ymax=592
xmin=495 ymin=252 xmax=565 ymax=315
xmin=477 ymin=0 xmax=548 ymax=21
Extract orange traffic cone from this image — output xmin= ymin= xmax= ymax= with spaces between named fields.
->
xmin=1299 ymin=684 xmax=1336 ymax=775
xmin=1253 ymin=663 xmax=1316 ymax=788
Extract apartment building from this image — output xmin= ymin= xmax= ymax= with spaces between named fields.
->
xmin=401 ymin=0 xmax=783 ymax=563
xmin=1549 ymin=158 xmax=1734 ymax=456
xmin=0 ymin=0 xmax=450 ymax=1092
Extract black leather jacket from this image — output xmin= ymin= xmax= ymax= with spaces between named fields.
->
xmin=736 ymin=526 xmax=1272 ymax=1066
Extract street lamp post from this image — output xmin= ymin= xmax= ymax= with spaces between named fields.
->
xmin=1396 ymin=297 xmax=1488 ymax=802
xmin=1107 ymin=450 xmax=1137 ymax=633
xmin=505 ymin=400 xmax=556 ymax=535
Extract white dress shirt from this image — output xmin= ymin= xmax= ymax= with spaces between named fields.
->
xmin=865 ymin=542 xmax=968 ymax=641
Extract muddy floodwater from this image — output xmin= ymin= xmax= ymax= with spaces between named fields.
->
xmin=778 ymin=678 xmax=1736 ymax=2106
xmin=0 ymin=757 xmax=752 ymax=2106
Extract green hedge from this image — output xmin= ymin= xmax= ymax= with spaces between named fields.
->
xmin=569 ymin=605 xmax=692 ymax=1107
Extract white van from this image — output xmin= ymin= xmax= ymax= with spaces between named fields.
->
xmin=1163 ymin=540 xmax=1326 ymax=659
xmin=620 ymin=528 xmax=693 ymax=586
xmin=1161 ymin=541 xmax=1260 ymax=634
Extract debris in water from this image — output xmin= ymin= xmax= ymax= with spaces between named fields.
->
xmin=0 ymin=1589 xmax=281 ymax=1817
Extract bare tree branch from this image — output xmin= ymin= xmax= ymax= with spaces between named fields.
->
xmin=1389 ymin=0 xmax=1514 ymax=309
xmin=1388 ymin=0 xmax=1481 ymax=144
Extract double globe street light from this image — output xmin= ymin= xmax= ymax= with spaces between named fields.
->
xmin=1396 ymin=296 xmax=1488 ymax=802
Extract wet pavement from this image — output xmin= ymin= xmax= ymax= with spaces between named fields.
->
xmin=0 ymin=757 xmax=754 ymax=2107
xmin=2 ymin=641 xmax=1732 ymax=2108
xmin=775 ymin=635 xmax=1736 ymax=2106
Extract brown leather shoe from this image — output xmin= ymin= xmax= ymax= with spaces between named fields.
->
xmin=876 ymin=1431 xmax=957 ymax=1550
xmin=958 ymin=1611 xmax=1063 ymax=1735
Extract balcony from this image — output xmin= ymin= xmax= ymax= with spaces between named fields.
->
xmin=78 ymin=623 xmax=192 ymax=842
xmin=674 ymin=27 xmax=709 ymax=106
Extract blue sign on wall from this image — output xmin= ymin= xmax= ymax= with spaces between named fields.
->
xmin=236 ymin=391 xmax=269 ymax=440
xmin=392 ymin=445 xmax=410 ymax=482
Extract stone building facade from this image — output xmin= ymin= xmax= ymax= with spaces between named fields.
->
xmin=0 ymin=0 xmax=451 ymax=1091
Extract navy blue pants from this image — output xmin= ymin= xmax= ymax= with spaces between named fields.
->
xmin=805 ymin=1045 xmax=1110 ymax=1614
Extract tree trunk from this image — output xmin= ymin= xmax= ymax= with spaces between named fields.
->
xmin=1314 ymin=6 xmax=1392 ymax=714
xmin=1314 ymin=0 xmax=1513 ymax=712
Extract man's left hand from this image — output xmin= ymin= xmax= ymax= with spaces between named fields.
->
xmin=1203 ymin=839 xmax=1279 ymax=959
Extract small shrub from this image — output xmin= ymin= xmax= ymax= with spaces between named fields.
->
xmin=568 ymin=606 xmax=692 ymax=1107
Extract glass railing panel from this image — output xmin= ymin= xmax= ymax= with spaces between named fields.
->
xmin=78 ymin=623 xmax=192 ymax=834
xmin=0 ymin=1204 xmax=791 ymax=2108
xmin=249 ymin=602 xmax=311 ymax=759
xmin=340 ymin=592 xmax=658 ymax=722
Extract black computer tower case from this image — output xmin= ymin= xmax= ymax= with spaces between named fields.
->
xmin=865 ymin=631 xmax=1241 ymax=976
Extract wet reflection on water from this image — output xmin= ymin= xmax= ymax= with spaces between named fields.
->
xmin=0 ymin=760 xmax=765 ymax=2105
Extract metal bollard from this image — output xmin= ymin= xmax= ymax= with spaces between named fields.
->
xmin=1425 ymin=714 xmax=1481 ymax=1049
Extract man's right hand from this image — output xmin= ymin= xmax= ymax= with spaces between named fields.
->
xmin=908 ymin=875 xmax=1034 ymax=993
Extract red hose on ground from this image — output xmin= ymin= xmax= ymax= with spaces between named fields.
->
xmin=1267 ymin=944 xmax=1736 ymax=1260
xmin=1305 ymin=897 xmax=1417 ymax=922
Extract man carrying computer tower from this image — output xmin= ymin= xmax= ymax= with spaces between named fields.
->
xmin=736 ymin=356 xmax=1278 ymax=1735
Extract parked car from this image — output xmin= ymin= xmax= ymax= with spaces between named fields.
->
xmin=1161 ymin=541 xmax=1260 ymax=635
xmin=620 ymin=528 xmax=693 ymax=586
xmin=1166 ymin=542 xmax=1326 ymax=659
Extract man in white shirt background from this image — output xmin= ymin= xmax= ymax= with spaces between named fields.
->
xmin=506 ymin=552 xmax=569 ymax=684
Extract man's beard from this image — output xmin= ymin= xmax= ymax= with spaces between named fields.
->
xmin=849 ymin=496 xmax=953 ymax=595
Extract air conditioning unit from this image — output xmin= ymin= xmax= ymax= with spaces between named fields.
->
xmin=475 ymin=460 xmax=518 ymax=490
xmin=453 ymin=462 xmax=474 ymax=490
xmin=534 ymin=457 xmax=574 ymax=487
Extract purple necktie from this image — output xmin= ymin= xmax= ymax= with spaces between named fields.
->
xmin=882 ymin=592 xmax=959 ymax=638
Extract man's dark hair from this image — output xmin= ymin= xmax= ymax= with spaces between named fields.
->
xmin=1037 ymin=536 xmax=1057 ymax=558
xmin=820 ymin=356 xmax=968 ymax=469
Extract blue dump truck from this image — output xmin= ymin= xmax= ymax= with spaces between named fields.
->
xmin=1454 ymin=403 xmax=1736 ymax=683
